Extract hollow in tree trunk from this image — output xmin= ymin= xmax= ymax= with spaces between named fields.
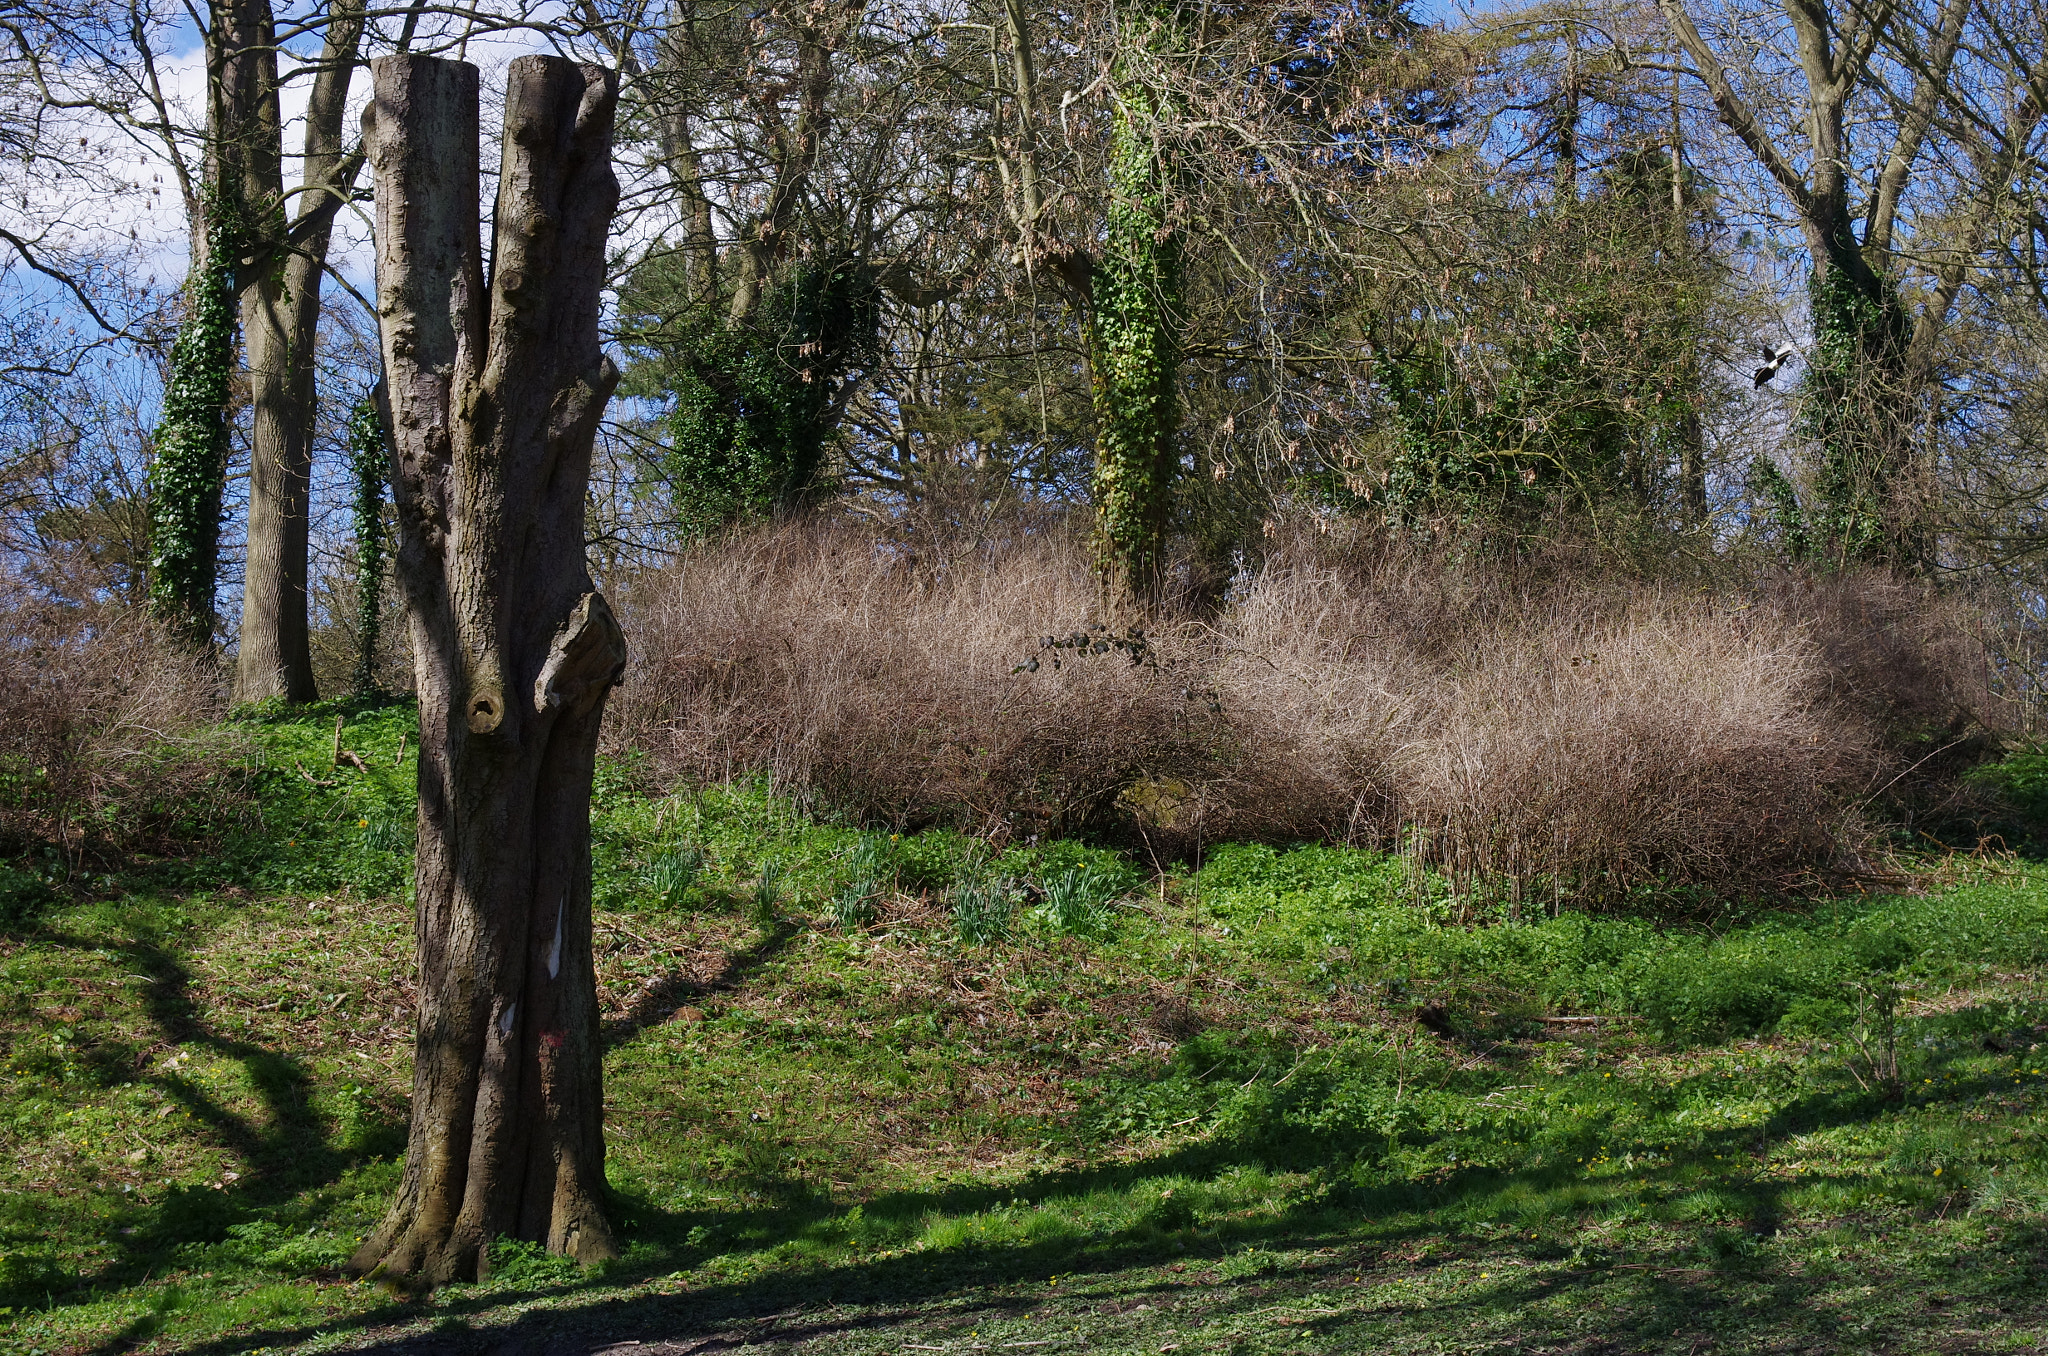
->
xmin=347 ymin=52 xmax=625 ymax=1287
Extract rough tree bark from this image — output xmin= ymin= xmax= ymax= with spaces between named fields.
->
xmin=348 ymin=53 xmax=625 ymax=1286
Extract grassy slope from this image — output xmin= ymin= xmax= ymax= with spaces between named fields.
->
xmin=6 ymin=704 xmax=2048 ymax=1354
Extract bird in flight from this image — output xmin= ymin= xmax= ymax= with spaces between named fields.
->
xmin=1753 ymin=341 xmax=1798 ymax=388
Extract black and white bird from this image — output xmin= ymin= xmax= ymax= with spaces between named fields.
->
xmin=1753 ymin=341 xmax=1798 ymax=388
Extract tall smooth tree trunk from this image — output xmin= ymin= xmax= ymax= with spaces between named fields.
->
xmin=348 ymin=52 xmax=625 ymax=1286
xmin=234 ymin=0 xmax=367 ymax=704
xmin=238 ymin=271 xmax=319 ymax=703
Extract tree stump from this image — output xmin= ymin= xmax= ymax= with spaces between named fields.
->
xmin=348 ymin=52 xmax=624 ymax=1286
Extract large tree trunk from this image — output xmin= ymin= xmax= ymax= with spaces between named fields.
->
xmin=1656 ymin=0 xmax=1970 ymax=566
xmin=348 ymin=52 xmax=625 ymax=1287
xmin=234 ymin=0 xmax=366 ymax=704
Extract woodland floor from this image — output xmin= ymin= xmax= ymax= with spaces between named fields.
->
xmin=7 ymin=702 xmax=2048 ymax=1355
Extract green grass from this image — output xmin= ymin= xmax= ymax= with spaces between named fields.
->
xmin=7 ymin=702 xmax=2048 ymax=1352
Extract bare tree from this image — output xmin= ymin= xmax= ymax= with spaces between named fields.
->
xmin=1655 ymin=0 xmax=1971 ymax=562
xmin=589 ymin=0 xmax=984 ymax=538
xmin=229 ymin=0 xmax=369 ymax=702
xmin=950 ymin=0 xmax=1466 ymax=598
xmin=349 ymin=51 xmax=626 ymax=1285
xmin=5 ymin=0 xmax=380 ymax=671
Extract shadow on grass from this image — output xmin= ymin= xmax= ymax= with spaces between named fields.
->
xmin=0 ymin=913 xmax=404 ymax=1351
xmin=168 ymin=1168 xmax=2048 ymax=1356
xmin=602 ymin=919 xmax=797 ymax=1049
xmin=155 ymin=1062 xmax=2048 ymax=1356
xmin=23 ymin=904 xmax=2048 ymax=1355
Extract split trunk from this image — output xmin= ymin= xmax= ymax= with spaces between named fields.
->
xmin=348 ymin=52 xmax=625 ymax=1286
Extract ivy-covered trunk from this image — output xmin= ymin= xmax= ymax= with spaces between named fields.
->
xmin=1655 ymin=0 xmax=1958 ymax=571
xmin=1087 ymin=47 xmax=1182 ymax=608
xmin=145 ymin=197 xmax=239 ymax=646
xmin=1799 ymin=258 xmax=1919 ymax=566
xmin=346 ymin=394 xmax=388 ymax=697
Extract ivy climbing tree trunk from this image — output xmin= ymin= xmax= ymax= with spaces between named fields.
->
xmin=346 ymin=392 xmax=387 ymax=697
xmin=145 ymin=198 xmax=240 ymax=645
xmin=1088 ymin=15 xmax=1183 ymax=608
xmin=348 ymin=52 xmax=625 ymax=1286
xmin=144 ymin=0 xmax=277 ymax=647
xmin=1658 ymin=0 xmax=1971 ymax=567
xmin=1798 ymin=266 xmax=1916 ymax=562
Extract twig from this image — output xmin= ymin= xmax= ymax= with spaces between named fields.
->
xmin=605 ymin=922 xmax=661 ymax=952
xmin=292 ymin=760 xmax=336 ymax=788
xmin=1865 ymin=733 xmax=1974 ymax=800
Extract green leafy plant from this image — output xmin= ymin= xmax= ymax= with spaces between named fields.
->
xmin=1839 ymin=927 xmax=1918 ymax=1095
xmin=0 ymin=861 xmax=58 ymax=931
xmin=953 ymin=876 xmax=1015 ymax=946
xmin=486 ymin=1236 xmax=583 ymax=1287
xmin=1966 ymin=746 xmax=2048 ymax=823
xmin=1746 ymin=454 xmax=1812 ymax=560
xmin=749 ymin=861 xmax=787 ymax=924
xmin=898 ymin=829 xmax=974 ymax=890
xmin=146 ymin=188 xmax=241 ymax=645
xmin=646 ymin=846 xmax=704 ymax=907
xmin=829 ymin=880 xmax=878 ymax=930
xmin=620 ymin=256 xmax=882 ymax=534
xmin=217 ymin=1221 xmax=349 ymax=1274
xmin=1637 ymin=947 xmax=1804 ymax=1044
xmin=361 ymin=815 xmax=412 ymax=855
xmin=847 ymin=834 xmax=894 ymax=882
xmin=829 ymin=835 xmax=891 ymax=929
xmin=1030 ymin=864 xmax=1124 ymax=938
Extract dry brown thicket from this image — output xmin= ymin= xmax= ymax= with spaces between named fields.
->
xmin=606 ymin=516 xmax=1210 ymax=840
xmin=606 ymin=515 xmax=1993 ymax=898
xmin=0 ymin=567 xmax=244 ymax=858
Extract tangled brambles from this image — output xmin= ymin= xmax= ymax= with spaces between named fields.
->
xmin=609 ymin=515 xmax=1988 ymax=902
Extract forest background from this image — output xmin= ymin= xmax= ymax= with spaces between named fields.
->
xmin=6 ymin=0 xmax=2048 ymax=896
xmin=9 ymin=0 xmax=2048 ymax=1349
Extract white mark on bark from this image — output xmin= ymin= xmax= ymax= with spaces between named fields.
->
xmin=498 ymin=1003 xmax=517 ymax=1037
xmin=547 ymin=897 xmax=564 ymax=979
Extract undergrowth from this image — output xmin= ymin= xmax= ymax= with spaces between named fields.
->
xmin=6 ymin=705 xmax=2048 ymax=1354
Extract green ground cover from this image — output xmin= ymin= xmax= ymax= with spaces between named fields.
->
xmin=6 ymin=702 xmax=2048 ymax=1354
